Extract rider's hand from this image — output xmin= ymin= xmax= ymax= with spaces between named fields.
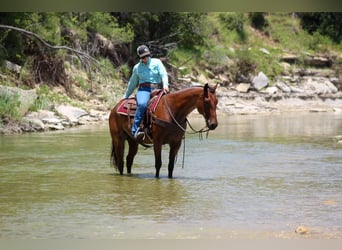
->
xmin=163 ymin=86 xmax=169 ymax=93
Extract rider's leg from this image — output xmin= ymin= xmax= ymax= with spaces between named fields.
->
xmin=132 ymin=89 xmax=150 ymax=136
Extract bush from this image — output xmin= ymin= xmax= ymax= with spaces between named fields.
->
xmin=218 ymin=13 xmax=248 ymax=42
xmin=299 ymin=13 xmax=342 ymax=43
xmin=0 ymin=91 xmax=21 ymax=120
xmin=249 ymin=12 xmax=269 ymax=31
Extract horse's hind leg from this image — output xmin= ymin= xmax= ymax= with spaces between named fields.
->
xmin=113 ymin=137 xmax=125 ymax=175
xmin=168 ymin=141 xmax=182 ymax=178
xmin=126 ymin=138 xmax=138 ymax=174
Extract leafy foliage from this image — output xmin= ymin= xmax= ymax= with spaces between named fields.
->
xmin=298 ymin=13 xmax=342 ymax=43
xmin=218 ymin=12 xmax=247 ymax=42
xmin=249 ymin=12 xmax=269 ymax=31
xmin=0 ymin=12 xmax=342 ymax=97
xmin=0 ymin=91 xmax=21 ymax=120
xmin=112 ymin=12 xmax=209 ymax=54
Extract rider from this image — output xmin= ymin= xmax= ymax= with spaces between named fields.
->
xmin=124 ymin=44 xmax=169 ymax=140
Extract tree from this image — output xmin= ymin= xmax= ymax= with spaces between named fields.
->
xmin=299 ymin=12 xmax=342 ymax=43
xmin=0 ymin=12 xmax=134 ymax=90
xmin=112 ymin=12 xmax=209 ymax=55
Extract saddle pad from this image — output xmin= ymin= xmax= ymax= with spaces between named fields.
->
xmin=117 ymin=98 xmax=136 ymax=116
xmin=116 ymin=90 xmax=164 ymax=116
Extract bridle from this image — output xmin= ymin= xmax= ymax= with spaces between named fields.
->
xmin=162 ymin=88 xmax=215 ymax=169
xmin=162 ymin=89 xmax=212 ymax=138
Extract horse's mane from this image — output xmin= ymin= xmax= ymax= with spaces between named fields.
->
xmin=172 ymin=84 xmax=216 ymax=95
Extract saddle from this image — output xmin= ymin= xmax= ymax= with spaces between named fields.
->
xmin=116 ymin=89 xmax=165 ymax=140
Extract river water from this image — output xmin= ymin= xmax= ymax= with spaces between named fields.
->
xmin=1 ymin=113 xmax=342 ymax=239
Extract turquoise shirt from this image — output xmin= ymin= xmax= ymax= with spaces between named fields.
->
xmin=124 ymin=57 xmax=169 ymax=98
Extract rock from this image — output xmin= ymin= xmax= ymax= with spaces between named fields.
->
xmin=55 ymin=105 xmax=88 ymax=123
xmin=3 ymin=60 xmax=21 ymax=74
xmin=177 ymin=77 xmax=192 ymax=83
xmin=42 ymin=117 xmax=62 ymax=124
xmin=334 ymin=135 xmax=342 ymax=141
xmin=280 ymin=62 xmax=292 ymax=74
xmin=265 ymin=86 xmax=278 ymax=95
xmin=235 ymin=83 xmax=251 ymax=93
xmin=259 ymin=48 xmax=270 ymax=55
xmin=324 ymin=80 xmax=338 ymax=93
xmin=26 ymin=110 xmax=56 ymax=120
xmin=304 ymin=77 xmax=336 ymax=94
xmin=197 ymin=74 xmax=208 ymax=83
xmin=276 ymin=81 xmax=291 ymax=93
xmin=0 ymin=85 xmax=37 ymax=115
xmin=205 ymin=69 xmax=215 ymax=79
xmin=47 ymin=123 xmax=65 ymax=130
xmin=304 ymin=56 xmax=331 ymax=67
xmin=309 ymin=108 xmax=328 ymax=112
xmin=281 ymin=53 xmax=299 ymax=63
xmin=295 ymin=226 xmax=309 ymax=235
xmin=23 ymin=117 xmax=45 ymax=131
xmin=330 ymin=77 xmax=340 ymax=85
xmin=218 ymin=74 xmax=229 ymax=83
xmin=237 ymin=74 xmax=249 ymax=83
xmin=290 ymin=86 xmax=304 ymax=93
xmin=192 ymin=82 xmax=205 ymax=88
xmin=252 ymin=72 xmax=269 ymax=91
xmin=78 ymin=118 xmax=88 ymax=125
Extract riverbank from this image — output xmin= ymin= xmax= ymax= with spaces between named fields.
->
xmin=1 ymin=69 xmax=342 ymax=135
xmin=217 ymin=89 xmax=342 ymax=115
xmin=1 ymin=86 xmax=342 ymax=135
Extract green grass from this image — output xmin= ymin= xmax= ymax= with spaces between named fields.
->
xmin=198 ymin=12 xmax=342 ymax=82
xmin=0 ymin=91 xmax=21 ymax=121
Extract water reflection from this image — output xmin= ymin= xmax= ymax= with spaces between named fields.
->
xmin=212 ymin=112 xmax=342 ymax=142
xmin=108 ymin=175 xmax=189 ymax=221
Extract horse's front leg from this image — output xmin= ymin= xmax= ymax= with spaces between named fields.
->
xmin=153 ymin=142 xmax=162 ymax=178
xmin=168 ymin=141 xmax=182 ymax=178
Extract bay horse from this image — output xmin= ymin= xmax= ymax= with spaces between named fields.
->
xmin=108 ymin=83 xmax=218 ymax=178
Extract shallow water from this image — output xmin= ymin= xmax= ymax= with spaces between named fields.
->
xmin=1 ymin=113 xmax=342 ymax=239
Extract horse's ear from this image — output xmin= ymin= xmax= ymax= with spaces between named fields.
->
xmin=204 ymin=83 xmax=209 ymax=98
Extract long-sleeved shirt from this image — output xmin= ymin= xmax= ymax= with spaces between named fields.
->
xmin=124 ymin=57 xmax=169 ymax=98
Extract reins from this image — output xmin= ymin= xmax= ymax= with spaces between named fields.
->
xmin=162 ymin=95 xmax=210 ymax=138
xmin=162 ymin=93 xmax=211 ymax=169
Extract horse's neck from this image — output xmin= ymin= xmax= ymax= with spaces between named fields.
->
xmin=166 ymin=87 xmax=202 ymax=120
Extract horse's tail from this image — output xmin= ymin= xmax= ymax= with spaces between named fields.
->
xmin=110 ymin=141 xmax=118 ymax=171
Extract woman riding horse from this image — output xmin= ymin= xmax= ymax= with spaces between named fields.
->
xmin=124 ymin=45 xmax=169 ymax=140
xmin=109 ymin=82 xmax=218 ymax=178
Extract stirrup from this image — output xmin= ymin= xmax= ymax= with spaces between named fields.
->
xmin=134 ymin=130 xmax=145 ymax=141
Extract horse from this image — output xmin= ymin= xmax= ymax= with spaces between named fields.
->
xmin=108 ymin=83 xmax=218 ymax=178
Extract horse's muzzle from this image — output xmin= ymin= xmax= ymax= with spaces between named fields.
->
xmin=207 ymin=120 xmax=218 ymax=130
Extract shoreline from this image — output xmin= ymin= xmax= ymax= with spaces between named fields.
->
xmin=1 ymin=87 xmax=342 ymax=135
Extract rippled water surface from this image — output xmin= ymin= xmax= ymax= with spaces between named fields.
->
xmin=1 ymin=113 xmax=342 ymax=239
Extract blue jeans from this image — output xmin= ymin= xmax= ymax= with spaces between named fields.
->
xmin=132 ymin=87 xmax=152 ymax=136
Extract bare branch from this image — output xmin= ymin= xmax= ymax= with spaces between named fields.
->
xmin=0 ymin=24 xmax=101 ymax=70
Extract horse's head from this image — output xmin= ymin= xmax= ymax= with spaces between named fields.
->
xmin=197 ymin=83 xmax=218 ymax=130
